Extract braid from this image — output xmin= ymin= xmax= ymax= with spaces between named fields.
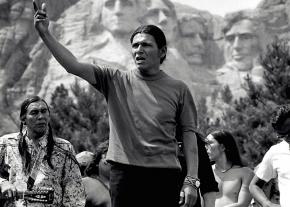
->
xmin=18 ymin=123 xmax=24 ymax=156
xmin=46 ymin=124 xmax=55 ymax=169
xmin=18 ymin=123 xmax=32 ymax=174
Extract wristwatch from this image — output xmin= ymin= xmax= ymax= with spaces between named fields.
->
xmin=193 ymin=178 xmax=201 ymax=189
xmin=184 ymin=176 xmax=201 ymax=189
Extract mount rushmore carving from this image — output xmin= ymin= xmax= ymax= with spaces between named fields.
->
xmin=0 ymin=0 xmax=288 ymax=132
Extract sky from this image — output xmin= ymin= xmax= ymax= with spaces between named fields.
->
xmin=171 ymin=0 xmax=262 ymax=17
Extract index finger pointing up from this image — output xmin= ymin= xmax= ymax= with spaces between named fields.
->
xmin=33 ymin=0 xmax=38 ymax=12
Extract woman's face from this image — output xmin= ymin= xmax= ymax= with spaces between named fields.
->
xmin=205 ymin=134 xmax=224 ymax=162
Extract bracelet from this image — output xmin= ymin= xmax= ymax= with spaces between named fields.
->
xmin=183 ymin=176 xmax=200 ymax=189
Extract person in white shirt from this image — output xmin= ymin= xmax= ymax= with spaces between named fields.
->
xmin=249 ymin=104 xmax=290 ymax=207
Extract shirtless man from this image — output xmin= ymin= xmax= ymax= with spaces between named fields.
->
xmin=206 ymin=130 xmax=254 ymax=207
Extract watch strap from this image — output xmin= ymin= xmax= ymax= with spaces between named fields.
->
xmin=183 ymin=176 xmax=200 ymax=189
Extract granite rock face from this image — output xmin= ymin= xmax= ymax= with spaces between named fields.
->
xmin=0 ymin=0 xmax=288 ymax=133
xmin=0 ymin=0 xmax=79 ymax=131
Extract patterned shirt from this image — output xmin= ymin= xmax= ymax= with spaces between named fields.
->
xmin=0 ymin=132 xmax=85 ymax=207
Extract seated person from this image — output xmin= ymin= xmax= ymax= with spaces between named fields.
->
xmin=76 ymin=143 xmax=111 ymax=207
xmin=205 ymin=130 xmax=254 ymax=207
xmin=0 ymin=96 xmax=85 ymax=206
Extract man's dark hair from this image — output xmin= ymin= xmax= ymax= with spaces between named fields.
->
xmin=130 ymin=24 xmax=167 ymax=64
xmin=18 ymin=96 xmax=55 ymax=174
xmin=271 ymin=104 xmax=290 ymax=134
xmin=209 ymin=130 xmax=244 ymax=167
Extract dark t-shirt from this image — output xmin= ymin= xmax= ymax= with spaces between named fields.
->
xmin=92 ymin=66 xmax=197 ymax=168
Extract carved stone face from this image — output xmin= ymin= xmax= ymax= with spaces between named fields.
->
xmin=224 ymin=19 xmax=259 ymax=70
xmin=101 ymin=0 xmax=140 ymax=35
xmin=9 ymin=2 xmax=24 ymax=21
xmin=179 ymin=19 xmax=205 ymax=66
xmin=143 ymin=0 xmax=177 ymax=43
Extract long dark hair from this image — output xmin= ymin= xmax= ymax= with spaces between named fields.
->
xmin=18 ymin=96 xmax=55 ymax=173
xmin=209 ymin=130 xmax=244 ymax=167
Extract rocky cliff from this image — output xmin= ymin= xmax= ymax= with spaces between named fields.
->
xmin=0 ymin=0 xmax=288 ymax=134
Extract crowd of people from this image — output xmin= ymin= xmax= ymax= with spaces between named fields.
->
xmin=0 ymin=0 xmax=289 ymax=207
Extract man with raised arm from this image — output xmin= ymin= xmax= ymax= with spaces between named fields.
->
xmin=33 ymin=1 xmax=199 ymax=207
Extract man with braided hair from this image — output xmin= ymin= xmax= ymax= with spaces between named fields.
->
xmin=0 ymin=96 xmax=85 ymax=207
xmin=250 ymin=104 xmax=290 ymax=207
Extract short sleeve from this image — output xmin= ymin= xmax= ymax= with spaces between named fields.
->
xmin=91 ymin=65 xmax=118 ymax=99
xmin=177 ymin=85 xmax=197 ymax=133
xmin=255 ymin=148 xmax=276 ymax=182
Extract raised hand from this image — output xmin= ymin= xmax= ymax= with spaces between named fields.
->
xmin=33 ymin=0 xmax=49 ymax=34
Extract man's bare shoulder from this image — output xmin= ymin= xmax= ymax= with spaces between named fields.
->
xmin=231 ymin=165 xmax=253 ymax=175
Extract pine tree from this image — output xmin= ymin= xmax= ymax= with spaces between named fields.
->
xmin=204 ymin=38 xmax=290 ymax=167
xmin=49 ymin=81 xmax=109 ymax=153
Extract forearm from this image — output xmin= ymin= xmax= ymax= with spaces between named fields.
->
xmin=182 ymin=131 xmax=198 ymax=177
xmin=179 ymin=132 xmax=199 ymax=207
xmin=34 ymin=2 xmax=94 ymax=81
xmin=39 ymin=31 xmax=81 ymax=75
xmin=38 ymin=30 xmax=97 ymax=85
xmin=203 ymin=192 xmax=216 ymax=207
xmin=249 ymin=184 xmax=273 ymax=207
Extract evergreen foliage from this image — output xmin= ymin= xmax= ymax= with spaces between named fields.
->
xmin=49 ymin=81 xmax=109 ymax=153
xmin=202 ymin=38 xmax=290 ymax=167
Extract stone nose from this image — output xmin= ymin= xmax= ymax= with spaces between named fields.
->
xmin=232 ymin=35 xmax=243 ymax=49
xmin=158 ymin=11 xmax=168 ymax=25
